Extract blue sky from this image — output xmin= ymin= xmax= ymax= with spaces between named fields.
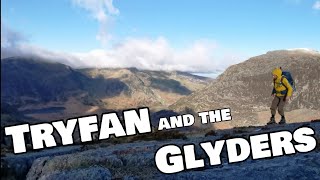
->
xmin=1 ymin=0 xmax=320 ymax=74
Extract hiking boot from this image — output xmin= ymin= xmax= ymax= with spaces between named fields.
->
xmin=279 ymin=116 xmax=286 ymax=124
xmin=267 ymin=117 xmax=276 ymax=125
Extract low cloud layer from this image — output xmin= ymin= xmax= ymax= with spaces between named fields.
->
xmin=1 ymin=0 xmax=244 ymax=73
xmin=1 ymin=27 xmax=243 ymax=73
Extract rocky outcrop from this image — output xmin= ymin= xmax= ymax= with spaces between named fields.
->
xmin=1 ymin=121 xmax=317 ymax=179
xmin=1 ymin=146 xmax=81 ymax=179
xmin=27 ymin=163 xmax=112 ymax=180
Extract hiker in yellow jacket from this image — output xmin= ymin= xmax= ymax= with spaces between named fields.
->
xmin=267 ymin=67 xmax=293 ymax=125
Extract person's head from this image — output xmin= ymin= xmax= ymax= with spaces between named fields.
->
xmin=272 ymin=67 xmax=282 ymax=80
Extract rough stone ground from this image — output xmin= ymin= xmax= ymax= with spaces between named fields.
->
xmin=1 ymin=121 xmax=319 ymax=180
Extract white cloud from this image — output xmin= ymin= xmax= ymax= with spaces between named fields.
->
xmin=1 ymin=27 xmax=243 ymax=73
xmin=71 ymin=0 xmax=119 ymax=46
xmin=1 ymin=0 xmax=245 ymax=74
xmin=64 ymin=0 xmax=243 ymax=72
xmin=313 ymin=1 xmax=320 ymax=10
xmin=71 ymin=37 xmax=241 ymax=72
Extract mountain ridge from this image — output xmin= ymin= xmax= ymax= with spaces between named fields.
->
xmin=170 ymin=49 xmax=320 ymax=128
xmin=1 ymin=57 xmax=211 ymax=122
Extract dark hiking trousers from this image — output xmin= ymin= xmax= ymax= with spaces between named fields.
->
xmin=270 ymin=96 xmax=286 ymax=116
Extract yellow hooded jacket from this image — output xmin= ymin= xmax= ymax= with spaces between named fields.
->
xmin=272 ymin=68 xmax=293 ymax=97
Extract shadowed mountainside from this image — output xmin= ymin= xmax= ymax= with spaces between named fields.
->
xmin=1 ymin=57 xmax=211 ymax=123
xmin=79 ymin=67 xmax=210 ymax=111
xmin=1 ymin=57 xmax=128 ymax=105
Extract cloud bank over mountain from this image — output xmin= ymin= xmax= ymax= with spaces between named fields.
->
xmin=1 ymin=23 xmax=243 ymax=73
xmin=1 ymin=0 xmax=245 ymax=73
